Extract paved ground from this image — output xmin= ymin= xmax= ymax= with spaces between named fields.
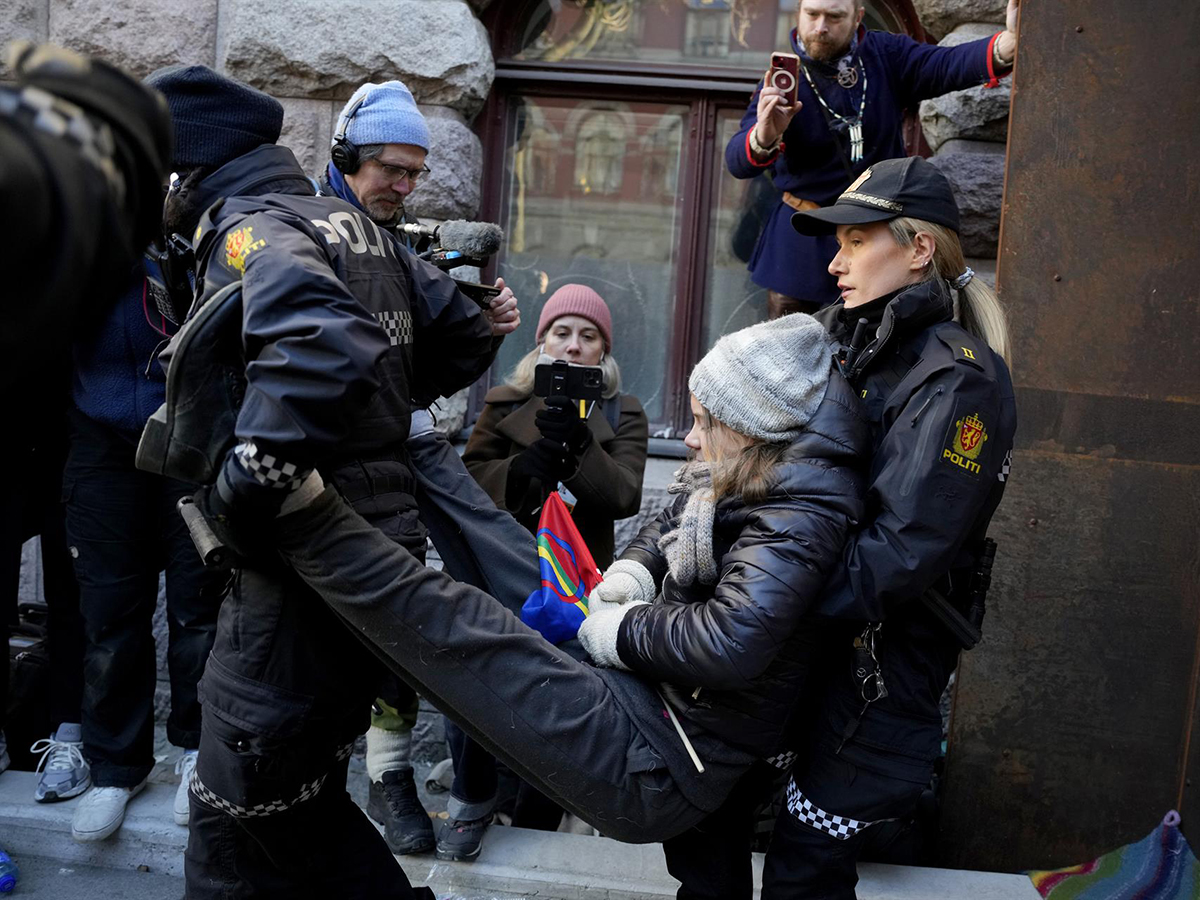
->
xmin=0 ymin=759 xmax=1040 ymax=900
xmin=2 ymin=855 xmax=183 ymax=900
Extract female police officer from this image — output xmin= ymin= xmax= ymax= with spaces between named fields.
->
xmin=759 ymin=155 xmax=1016 ymax=897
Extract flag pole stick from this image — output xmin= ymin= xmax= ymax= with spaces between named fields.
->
xmin=657 ymin=688 xmax=705 ymax=774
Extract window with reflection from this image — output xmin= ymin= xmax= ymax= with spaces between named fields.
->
xmin=504 ymin=0 xmax=910 ymax=70
xmin=493 ymin=97 xmax=690 ymax=424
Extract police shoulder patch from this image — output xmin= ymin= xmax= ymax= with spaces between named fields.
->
xmin=941 ymin=411 xmax=988 ymax=477
xmin=224 ymin=225 xmax=267 ymax=274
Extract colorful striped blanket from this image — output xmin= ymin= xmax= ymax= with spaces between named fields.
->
xmin=1029 ymin=811 xmax=1199 ymax=899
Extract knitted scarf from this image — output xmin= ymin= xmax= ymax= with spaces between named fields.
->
xmin=658 ymin=462 xmax=718 ymax=587
xmin=323 ymin=161 xmax=367 ymax=212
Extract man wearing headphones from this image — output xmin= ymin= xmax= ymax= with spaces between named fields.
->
xmin=316 ymin=81 xmax=544 ymax=859
xmin=319 ymin=81 xmax=430 ymax=230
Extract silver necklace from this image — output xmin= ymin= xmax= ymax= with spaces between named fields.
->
xmin=801 ymin=59 xmax=868 ymax=163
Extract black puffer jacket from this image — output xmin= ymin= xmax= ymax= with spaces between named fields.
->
xmin=616 ymin=367 xmax=868 ymax=757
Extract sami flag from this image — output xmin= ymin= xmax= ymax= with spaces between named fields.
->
xmin=520 ymin=491 xmax=602 ymax=643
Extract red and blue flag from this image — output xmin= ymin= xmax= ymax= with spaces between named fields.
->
xmin=520 ymin=490 xmax=602 ymax=643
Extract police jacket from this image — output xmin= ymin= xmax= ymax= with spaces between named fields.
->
xmin=725 ymin=27 xmax=1008 ymax=302
xmin=188 ymin=145 xmax=498 ymax=541
xmin=614 ymin=369 xmax=868 ymax=758
xmin=812 ymin=278 xmax=1016 ymax=774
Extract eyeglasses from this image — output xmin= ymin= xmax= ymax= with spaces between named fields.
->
xmin=374 ymin=160 xmax=432 ymax=185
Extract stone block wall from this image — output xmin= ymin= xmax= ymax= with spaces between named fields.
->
xmin=1 ymin=0 xmax=491 ymax=222
xmin=913 ymin=3 xmax=1015 ymax=262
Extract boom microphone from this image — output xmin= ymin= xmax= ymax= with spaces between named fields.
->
xmin=399 ymin=219 xmax=504 ymax=257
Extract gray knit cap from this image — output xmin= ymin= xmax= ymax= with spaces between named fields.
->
xmin=689 ymin=314 xmax=833 ymax=442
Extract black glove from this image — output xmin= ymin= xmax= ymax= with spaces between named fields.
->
xmin=190 ymin=459 xmax=289 ymax=562
xmin=191 ymin=483 xmax=278 ymax=563
xmin=510 ymin=437 xmax=578 ymax=485
xmin=535 ymin=395 xmax=592 ymax=454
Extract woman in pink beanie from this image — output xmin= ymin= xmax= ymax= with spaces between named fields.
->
xmin=438 ymin=285 xmax=649 ymax=858
xmin=465 ymin=283 xmax=646 ymax=567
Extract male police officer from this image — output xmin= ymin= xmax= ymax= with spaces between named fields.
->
xmin=726 ymin=0 xmax=1020 ymax=318
xmin=313 ymin=80 xmax=542 ymax=857
xmin=147 ymin=65 xmax=518 ymax=899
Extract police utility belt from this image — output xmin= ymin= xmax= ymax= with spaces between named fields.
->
xmin=839 ymin=539 xmax=998 ymax=755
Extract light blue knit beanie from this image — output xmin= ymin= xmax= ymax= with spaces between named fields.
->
xmin=335 ymin=81 xmax=431 ymax=151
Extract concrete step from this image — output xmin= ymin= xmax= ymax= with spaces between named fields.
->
xmin=0 ymin=770 xmax=1039 ymax=899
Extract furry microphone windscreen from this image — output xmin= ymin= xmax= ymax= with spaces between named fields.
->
xmin=437 ymin=220 xmax=504 ymax=257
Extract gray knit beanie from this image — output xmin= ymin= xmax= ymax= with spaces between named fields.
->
xmin=688 ymin=313 xmax=833 ymax=442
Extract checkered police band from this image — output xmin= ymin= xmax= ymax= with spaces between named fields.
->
xmin=235 ymin=442 xmax=306 ymax=490
xmin=190 ymin=743 xmax=355 ymax=819
xmin=785 ymin=778 xmax=875 ymax=841
xmin=0 ymin=84 xmax=124 ymax=203
xmin=763 ymin=749 xmax=799 ymax=771
xmin=375 ymin=310 xmax=413 ymax=347
xmin=998 ymin=449 xmax=1012 ymax=483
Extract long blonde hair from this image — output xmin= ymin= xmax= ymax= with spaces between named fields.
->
xmin=888 ymin=217 xmax=1012 ymax=363
xmin=505 ymin=346 xmax=622 ymax=400
xmin=699 ymin=408 xmax=788 ymax=504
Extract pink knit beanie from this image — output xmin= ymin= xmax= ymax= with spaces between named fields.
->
xmin=535 ymin=284 xmax=613 ymax=352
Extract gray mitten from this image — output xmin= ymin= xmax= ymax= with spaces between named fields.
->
xmin=578 ymin=601 xmax=648 ymax=669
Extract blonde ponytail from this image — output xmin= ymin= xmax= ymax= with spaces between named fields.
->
xmin=888 ymin=217 xmax=1012 ymax=364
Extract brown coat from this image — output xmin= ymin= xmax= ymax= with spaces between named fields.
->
xmin=462 ymin=385 xmax=649 ymax=567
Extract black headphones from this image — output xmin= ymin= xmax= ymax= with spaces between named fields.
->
xmin=331 ymin=93 xmax=368 ymax=175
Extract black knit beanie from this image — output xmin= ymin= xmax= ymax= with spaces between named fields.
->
xmin=145 ymin=64 xmax=283 ymax=171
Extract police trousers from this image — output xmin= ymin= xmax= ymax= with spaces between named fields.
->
xmin=274 ymin=486 xmax=754 ymax=844
xmin=183 ymin=552 xmax=417 ymax=899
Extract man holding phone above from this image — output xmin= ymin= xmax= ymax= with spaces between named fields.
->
xmin=727 ymin=0 xmax=1021 ymax=319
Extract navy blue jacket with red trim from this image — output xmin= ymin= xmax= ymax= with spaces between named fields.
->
xmin=725 ymin=28 xmax=1008 ymax=303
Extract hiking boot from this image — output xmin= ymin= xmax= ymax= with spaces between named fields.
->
xmin=435 ymin=815 xmax=491 ymax=862
xmin=173 ymin=749 xmax=198 ymax=826
xmin=31 ymin=723 xmax=91 ymax=802
xmin=71 ymin=780 xmax=146 ymax=842
xmin=367 ymin=768 xmax=435 ymax=855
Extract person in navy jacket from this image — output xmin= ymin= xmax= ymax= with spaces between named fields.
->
xmin=725 ymin=0 xmax=1020 ymax=319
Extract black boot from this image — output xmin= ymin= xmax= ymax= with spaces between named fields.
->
xmin=366 ymin=769 xmax=435 ymax=855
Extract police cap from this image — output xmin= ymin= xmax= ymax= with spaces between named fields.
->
xmin=791 ymin=156 xmax=961 ymax=236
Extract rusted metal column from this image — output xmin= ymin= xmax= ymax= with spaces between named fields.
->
xmin=937 ymin=0 xmax=1200 ymax=872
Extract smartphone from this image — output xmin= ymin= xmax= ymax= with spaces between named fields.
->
xmin=768 ymin=52 xmax=801 ymax=107
xmin=453 ymin=278 xmax=503 ymax=310
xmin=533 ymin=359 xmax=605 ymax=402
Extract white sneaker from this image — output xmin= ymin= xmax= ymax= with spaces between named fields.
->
xmin=31 ymin=723 xmax=92 ymax=802
xmin=173 ymin=750 xmax=198 ymax=826
xmin=71 ymin=780 xmax=146 ymax=842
